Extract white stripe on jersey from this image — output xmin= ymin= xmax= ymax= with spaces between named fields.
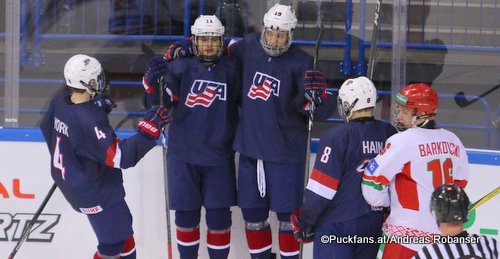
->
xmin=306 ymin=179 xmax=337 ymax=200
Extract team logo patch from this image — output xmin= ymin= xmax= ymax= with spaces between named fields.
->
xmin=247 ymin=72 xmax=280 ymax=100
xmin=366 ymin=159 xmax=379 ymax=175
xmin=185 ymin=80 xmax=226 ymax=107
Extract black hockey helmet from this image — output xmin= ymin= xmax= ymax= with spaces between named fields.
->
xmin=430 ymin=183 xmax=470 ymax=223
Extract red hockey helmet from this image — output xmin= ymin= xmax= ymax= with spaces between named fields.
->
xmin=395 ymin=83 xmax=438 ymax=117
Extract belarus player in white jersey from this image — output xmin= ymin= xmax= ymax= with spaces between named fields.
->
xmin=361 ymin=83 xmax=469 ymax=259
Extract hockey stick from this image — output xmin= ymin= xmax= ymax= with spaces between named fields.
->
xmin=454 ymin=83 xmax=500 ymax=108
xmin=367 ymin=0 xmax=382 ymax=80
xmin=468 ymin=186 xmax=500 ymax=212
xmin=8 ymin=183 xmax=57 ymax=259
xmin=158 ymin=79 xmax=173 ymax=259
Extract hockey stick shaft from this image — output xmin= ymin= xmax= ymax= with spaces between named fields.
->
xmin=158 ymin=79 xmax=173 ymax=259
xmin=454 ymin=83 xmax=500 ymax=108
xmin=8 ymin=183 xmax=57 ymax=259
xmin=468 ymin=186 xmax=500 ymax=211
xmin=367 ymin=0 xmax=382 ymax=80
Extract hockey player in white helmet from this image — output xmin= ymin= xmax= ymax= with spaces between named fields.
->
xmin=191 ymin=15 xmax=225 ymax=63
xmin=142 ymin=15 xmax=242 ymax=259
xmin=160 ymin=5 xmax=335 ymax=258
xmin=41 ymin=54 xmax=170 ymax=259
xmin=260 ymin=3 xmax=297 ymax=57
xmin=291 ymin=76 xmax=396 ymax=258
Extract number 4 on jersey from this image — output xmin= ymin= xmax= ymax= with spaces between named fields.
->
xmin=53 ymin=136 xmax=66 ymax=180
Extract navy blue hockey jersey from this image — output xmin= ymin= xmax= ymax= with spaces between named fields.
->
xmin=230 ymin=33 xmax=334 ymax=163
xmin=40 ymin=90 xmax=156 ymax=213
xmin=300 ymin=119 xmax=397 ymax=228
xmin=160 ymin=56 xmax=241 ymax=166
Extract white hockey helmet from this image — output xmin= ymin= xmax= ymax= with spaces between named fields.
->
xmin=64 ymin=54 xmax=105 ymax=97
xmin=191 ymin=15 xmax=225 ymax=62
xmin=260 ymin=4 xmax=297 ymax=57
xmin=337 ymin=76 xmax=377 ymax=121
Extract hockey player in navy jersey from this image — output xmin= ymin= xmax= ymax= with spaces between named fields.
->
xmin=40 ymin=54 xmax=170 ymax=259
xmin=162 ymin=5 xmax=334 ymax=258
xmin=291 ymin=77 xmax=397 ymax=258
xmin=142 ymin=15 xmax=241 ymax=259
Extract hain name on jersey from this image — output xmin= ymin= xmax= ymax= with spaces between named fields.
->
xmin=186 ymin=79 xmax=227 ymax=107
xmin=247 ymin=72 xmax=280 ymax=101
xmin=362 ymin=141 xmax=384 ymax=154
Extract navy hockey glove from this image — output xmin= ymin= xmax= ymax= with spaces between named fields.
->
xmin=303 ymin=70 xmax=328 ymax=110
xmin=138 ymin=105 xmax=170 ymax=139
xmin=92 ymin=96 xmax=116 ymax=114
xmin=142 ymin=56 xmax=168 ymax=95
xmin=164 ymin=38 xmax=194 ymax=61
xmin=290 ymin=209 xmax=314 ymax=243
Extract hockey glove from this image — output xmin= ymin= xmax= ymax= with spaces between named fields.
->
xmin=164 ymin=38 xmax=194 ymax=61
xmin=92 ymin=96 xmax=116 ymax=114
xmin=303 ymin=70 xmax=328 ymax=110
xmin=138 ymin=105 xmax=170 ymax=139
xmin=142 ymin=56 xmax=168 ymax=94
xmin=290 ymin=209 xmax=315 ymax=243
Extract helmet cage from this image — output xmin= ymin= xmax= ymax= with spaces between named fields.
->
xmin=191 ymin=15 xmax=225 ymax=63
xmin=260 ymin=4 xmax=297 ymax=57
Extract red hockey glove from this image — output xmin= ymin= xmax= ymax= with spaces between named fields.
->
xmin=290 ymin=209 xmax=315 ymax=243
xmin=138 ymin=105 xmax=170 ymax=139
xmin=303 ymin=70 xmax=328 ymax=110
xmin=164 ymin=38 xmax=194 ymax=61
xmin=92 ymin=96 xmax=116 ymax=114
xmin=142 ymin=56 xmax=168 ymax=95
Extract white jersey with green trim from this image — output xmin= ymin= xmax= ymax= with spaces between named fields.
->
xmin=361 ymin=127 xmax=469 ymax=251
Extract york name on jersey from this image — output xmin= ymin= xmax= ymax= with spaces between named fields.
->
xmin=186 ymin=79 xmax=226 ymax=107
xmin=247 ymin=72 xmax=280 ymax=100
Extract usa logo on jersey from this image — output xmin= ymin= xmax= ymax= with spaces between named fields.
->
xmin=185 ymin=80 xmax=227 ymax=107
xmin=247 ymin=72 xmax=280 ymax=101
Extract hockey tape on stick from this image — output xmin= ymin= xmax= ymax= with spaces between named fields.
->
xmin=468 ymin=186 xmax=500 ymax=212
xmin=454 ymin=83 xmax=500 ymax=108
xmin=8 ymin=183 xmax=57 ymax=259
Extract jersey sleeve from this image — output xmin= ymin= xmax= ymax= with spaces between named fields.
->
xmin=300 ymin=130 xmax=344 ymax=226
xmin=76 ymin=114 xmax=156 ymax=169
xmin=453 ymin=138 xmax=469 ymax=188
xmin=361 ymin=135 xmax=404 ymax=207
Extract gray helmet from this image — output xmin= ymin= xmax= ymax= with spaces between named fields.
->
xmin=430 ymin=183 xmax=469 ymax=223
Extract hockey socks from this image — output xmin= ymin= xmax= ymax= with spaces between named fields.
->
xmin=245 ymin=221 xmax=272 ymax=259
xmin=278 ymin=222 xmax=300 ymax=259
xmin=94 ymin=236 xmax=136 ymax=259
xmin=207 ymin=229 xmax=231 ymax=259
xmin=176 ymin=227 xmax=200 ymax=259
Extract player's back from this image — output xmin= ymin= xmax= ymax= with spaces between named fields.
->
xmin=380 ymin=127 xmax=469 ymax=249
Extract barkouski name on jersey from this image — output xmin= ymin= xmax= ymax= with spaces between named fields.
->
xmin=186 ymin=79 xmax=227 ymax=107
xmin=247 ymin=72 xmax=280 ymax=100
xmin=418 ymin=141 xmax=461 ymax=157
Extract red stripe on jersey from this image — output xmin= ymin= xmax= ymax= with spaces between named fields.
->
xmin=454 ymin=179 xmax=468 ymax=189
xmin=395 ymin=163 xmax=419 ymax=211
xmin=104 ymin=138 xmax=120 ymax=167
xmin=310 ymin=168 xmax=340 ymax=190
xmin=177 ymin=227 xmax=200 ymax=243
xmin=278 ymin=231 xmax=300 ymax=253
xmin=362 ymin=174 xmax=391 ymax=185
xmin=207 ymin=229 xmax=230 ymax=247
xmin=245 ymin=228 xmax=272 ymax=250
